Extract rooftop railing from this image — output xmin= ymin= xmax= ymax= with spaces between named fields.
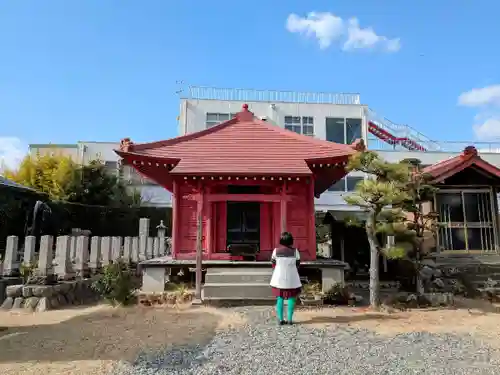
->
xmin=368 ymin=137 xmax=500 ymax=153
xmin=183 ymin=86 xmax=361 ymax=105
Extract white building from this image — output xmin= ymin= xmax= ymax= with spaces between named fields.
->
xmin=178 ymin=86 xmax=500 ymax=214
xmin=30 ymin=86 xmax=500 ymax=213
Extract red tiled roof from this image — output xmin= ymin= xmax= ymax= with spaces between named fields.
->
xmin=116 ymin=104 xmax=357 ymax=176
xmin=421 ymin=146 xmax=500 ymax=182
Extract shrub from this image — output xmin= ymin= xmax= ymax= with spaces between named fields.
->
xmin=20 ymin=263 xmax=36 ymax=284
xmin=92 ymin=260 xmax=135 ymax=306
xmin=324 ymin=283 xmax=351 ymax=305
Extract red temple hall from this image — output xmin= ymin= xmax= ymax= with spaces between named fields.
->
xmin=116 ymin=104 xmax=360 ymax=261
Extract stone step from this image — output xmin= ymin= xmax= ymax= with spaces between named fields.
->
xmin=464 ymin=272 xmax=500 ymax=282
xmin=203 ymin=282 xmax=273 ymax=300
xmin=205 ymin=271 xmax=272 ymax=284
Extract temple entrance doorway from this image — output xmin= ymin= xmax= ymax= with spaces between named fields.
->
xmin=226 ymin=201 xmax=260 ymax=248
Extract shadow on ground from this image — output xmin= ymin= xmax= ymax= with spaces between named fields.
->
xmin=0 ymin=305 xmax=223 ymax=366
xmin=298 ymin=313 xmax=401 ymax=325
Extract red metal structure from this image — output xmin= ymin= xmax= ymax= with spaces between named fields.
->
xmin=116 ymin=104 xmax=360 ymax=261
xmin=368 ymin=121 xmax=427 ymax=151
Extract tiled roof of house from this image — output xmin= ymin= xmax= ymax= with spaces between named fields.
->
xmin=422 ymin=146 xmax=500 ymax=182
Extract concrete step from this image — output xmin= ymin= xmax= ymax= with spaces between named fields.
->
xmin=203 ymin=282 xmax=273 ymax=300
xmin=205 ymin=271 xmax=272 ymax=284
xmin=464 ymin=272 xmax=500 ymax=282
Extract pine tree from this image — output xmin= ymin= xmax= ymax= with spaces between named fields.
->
xmin=344 ymin=151 xmax=411 ymax=308
xmin=396 ymin=159 xmax=440 ymax=293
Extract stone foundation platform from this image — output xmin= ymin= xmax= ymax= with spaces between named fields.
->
xmin=0 ymin=279 xmax=100 ymax=312
xmin=139 ymin=256 xmax=348 ymax=302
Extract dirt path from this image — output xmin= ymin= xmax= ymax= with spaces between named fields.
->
xmin=0 ymin=304 xmax=245 ymax=375
xmin=295 ymin=297 xmax=500 ymax=345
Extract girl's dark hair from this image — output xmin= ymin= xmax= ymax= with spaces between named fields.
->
xmin=279 ymin=232 xmax=294 ymax=247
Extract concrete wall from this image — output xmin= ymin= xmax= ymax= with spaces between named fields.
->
xmin=29 ymin=145 xmax=80 ymax=161
xmin=79 ymin=141 xmax=120 ymax=164
xmin=179 ymin=98 xmax=369 ymax=140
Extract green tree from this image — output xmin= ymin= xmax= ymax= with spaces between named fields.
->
xmin=3 ymin=152 xmax=77 ymax=200
xmin=68 ymin=159 xmax=141 ymax=207
xmin=395 ymin=159 xmax=440 ymax=293
xmin=344 ymin=151 xmax=411 ymax=308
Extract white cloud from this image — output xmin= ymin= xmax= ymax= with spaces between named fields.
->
xmin=0 ymin=137 xmax=27 ymax=173
xmin=473 ymin=117 xmax=500 ymax=139
xmin=458 ymin=85 xmax=500 ymax=107
xmin=285 ymin=12 xmax=400 ymax=52
xmin=458 ymin=85 xmax=500 ymax=140
xmin=343 ymin=18 xmax=401 ymax=52
xmin=286 ymin=12 xmax=344 ymax=50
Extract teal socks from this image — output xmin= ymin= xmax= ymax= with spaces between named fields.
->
xmin=276 ymin=297 xmax=284 ymax=321
xmin=276 ymin=296 xmax=297 ymax=323
xmin=287 ymin=297 xmax=296 ymax=322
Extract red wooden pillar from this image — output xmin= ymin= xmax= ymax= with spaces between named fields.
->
xmin=172 ymin=179 xmax=180 ymax=259
xmin=280 ymin=180 xmax=288 ymax=233
xmin=308 ymin=176 xmax=317 ymax=260
xmin=206 ymin=187 xmax=213 ymax=259
xmin=195 ymin=182 xmax=204 ymax=301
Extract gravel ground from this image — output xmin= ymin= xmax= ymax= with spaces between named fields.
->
xmin=111 ymin=307 xmax=500 ymax=375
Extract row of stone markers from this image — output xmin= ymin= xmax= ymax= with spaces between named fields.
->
xmin=1 ymin=234 xmax=170 ymax=278
xmin=1 ymin=218 xmax=170 ymax=278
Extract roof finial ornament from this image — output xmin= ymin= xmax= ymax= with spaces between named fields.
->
xmin=236 ymin=103 xmax=253 ymax=121
xmin=351 ymin=138 xmax=366 ymax=152
xmin=120 ymin=138 xmax=134 ymax=152
xmin=463 ymin=146 xmax=478 ymax=157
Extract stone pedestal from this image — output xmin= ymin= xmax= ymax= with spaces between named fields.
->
xmin=142 ymin=268 xmax=166 ymax=293
xmin=320 ymin=267 xmax=345 ymax=294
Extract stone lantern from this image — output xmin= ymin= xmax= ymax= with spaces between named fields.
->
xmin=156 ymin=220 xmax=167 ymax=256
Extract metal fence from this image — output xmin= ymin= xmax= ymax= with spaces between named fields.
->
xmin=368 ymin=136 xmax=500 ymax=153
xmin=184 ymin=86 xmax=361 ymax=105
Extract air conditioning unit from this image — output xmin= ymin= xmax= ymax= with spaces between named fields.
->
xmin=260 ymin=116 xmax=268 ymax=121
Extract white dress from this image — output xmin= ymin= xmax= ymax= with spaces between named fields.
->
xmin=269 ymin=247 xmax=302 ymax=289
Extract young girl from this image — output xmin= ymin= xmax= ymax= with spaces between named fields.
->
xmin=270 ymin=232 xmax=302 ymax=325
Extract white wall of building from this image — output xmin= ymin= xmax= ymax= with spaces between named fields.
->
xmin=179 ymin=98 xmax=368 ymax=139
xmin=79 ymin=141 xmax=121 ymax=164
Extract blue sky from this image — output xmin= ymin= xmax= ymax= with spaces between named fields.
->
xmin=1 ymin=0 xmax=500 ymax=168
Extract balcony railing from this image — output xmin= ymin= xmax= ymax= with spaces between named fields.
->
xmin=368 ymin=136 xmax=500 ymax=153
xmin=184 ymin=86 xmax=361 ymax=105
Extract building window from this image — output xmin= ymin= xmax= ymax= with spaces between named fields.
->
xmin=436 ymin=191 xmax=496 ymax=251
xmin=346 ymin=118 xmax=362 ymax=144
xmin=346 ymin=176 xmax=364 ymax=191
xmin=284 ymin=116 xmax=314 ymax=135
xmin=206 ymin=113 xmax=237 ymax=128
xmin=328 ymin=176 xmax=364 ymax=192
xmin=328 ymin=178 xmax=345 ymax=192
xmin=326 ymin=117 xmax=362 ymax=144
